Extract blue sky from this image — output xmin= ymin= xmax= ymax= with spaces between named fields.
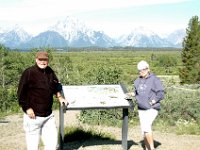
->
xmin=0 ymin=0 xmax=199 ymax=37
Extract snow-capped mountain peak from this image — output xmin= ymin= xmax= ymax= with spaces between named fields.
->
xmin=9 ymin=25 xmax=31 ymax=42
xmin=47 ymin=16 xmax=114 ymax=47
xmin=0 ymin=25 xmax=31 ymax=48
xmin=166 ymin=29 xmax=186 ymax=45
xmin=49 ymin=16 xmax=91 ymax=42
xmin=117 ymin=26 xmax=175 ymax=47
xmin=130 ymin=26 xmax=157 ymax=37
xmin=0 ymin=16 xmax=186 ymax=49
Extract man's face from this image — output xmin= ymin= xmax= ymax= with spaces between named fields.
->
xmin=36 ymin=58 xmax=48 ymax=69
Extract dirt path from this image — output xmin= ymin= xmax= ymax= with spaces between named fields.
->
xmin=0 ymin=110 xmax=200 ymax=150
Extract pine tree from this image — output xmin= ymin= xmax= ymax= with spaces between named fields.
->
xmin=179 ymin=16 xmax=200 ymax=84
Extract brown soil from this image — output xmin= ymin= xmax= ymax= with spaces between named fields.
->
xmin=0 ymin=110 xmax=200 ymax=150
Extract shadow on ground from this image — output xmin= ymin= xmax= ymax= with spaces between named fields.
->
xmin=62 ymin=128 xmax=138 ymax=149
xmin=0 ymin=120 xmax=10 ymax=123
xmin=140 ymin=140 xmax=161 ymax=150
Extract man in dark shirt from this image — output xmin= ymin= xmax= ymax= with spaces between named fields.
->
xmin=18 ymin=51 xmax=68 ymax=150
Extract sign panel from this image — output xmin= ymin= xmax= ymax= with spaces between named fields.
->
xmin=62 ymin=84 xmax=130 ymax=109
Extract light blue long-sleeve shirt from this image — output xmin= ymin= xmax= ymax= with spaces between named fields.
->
xmin=134 ymin=73 xmax=164 ymax=110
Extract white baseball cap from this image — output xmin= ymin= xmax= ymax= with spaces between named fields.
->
xmin=137 ymin=60 xmax=149 ymax=70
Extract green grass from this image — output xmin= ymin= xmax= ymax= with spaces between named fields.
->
xmin=175 ymin=119 xmax=200 ymax=135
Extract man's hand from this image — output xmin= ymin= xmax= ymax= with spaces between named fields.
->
xmin=58 ymin=97 xmax=69 ymax=106
xmin=26 ymin=108 xmax=36 ymax=119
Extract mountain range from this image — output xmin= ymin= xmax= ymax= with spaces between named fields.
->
xmin=0 ymin=16 xmax=186 ymax=49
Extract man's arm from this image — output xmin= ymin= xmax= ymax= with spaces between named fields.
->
xmin=17 ymin=70 xmax=30 ymax=113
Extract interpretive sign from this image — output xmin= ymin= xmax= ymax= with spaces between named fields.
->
xmin=59 ymin=84 xmax=132 ymax=150
xmin=62 ymin=84 xmax=130 ymax=109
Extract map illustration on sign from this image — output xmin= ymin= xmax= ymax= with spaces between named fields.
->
xmin=62 ymin=84 xmax=130 ymax=109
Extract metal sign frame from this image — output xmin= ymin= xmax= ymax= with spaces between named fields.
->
xmin=59 ymin=84 xmax=133 ymax=150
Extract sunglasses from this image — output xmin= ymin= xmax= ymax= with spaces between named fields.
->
xmin=38 ymin=58 xmax=48 ymax=61
xmin=138 ymin=68 xmax=148 ymax=72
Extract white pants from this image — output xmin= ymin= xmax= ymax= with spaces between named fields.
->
xmin=138 ymin=109 xmax=158 ymax=134
xmin=23 ymin=113 xmax=58 ymax=150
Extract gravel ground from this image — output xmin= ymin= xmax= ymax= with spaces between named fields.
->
xmin=0 ymin=110 xmax=200 ymax=150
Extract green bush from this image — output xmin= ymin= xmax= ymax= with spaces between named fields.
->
xmin=159 ymin=87 xmax=200 ymax=123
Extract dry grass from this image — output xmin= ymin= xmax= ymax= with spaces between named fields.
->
xmin=0 ymin=110 xmax=200 ymax=150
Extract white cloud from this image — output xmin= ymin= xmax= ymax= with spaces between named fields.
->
xmin=0 ymin=0 xmax=191 ymax=36
xmin=0 ymin=0 xmax=190 ymax=21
